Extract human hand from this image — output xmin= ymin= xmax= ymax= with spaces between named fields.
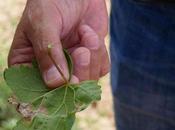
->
xmin=8 ymin=0 xmax=110 ymax=88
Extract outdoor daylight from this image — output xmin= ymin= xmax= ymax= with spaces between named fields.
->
xmin=1 ymin=0 xmax=175 ymax=130
xmin=0 ymin=0 xmax=115 ymax=130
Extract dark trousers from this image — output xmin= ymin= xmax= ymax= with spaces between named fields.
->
xmin=110 ymin=0 xmax=175 ymax=129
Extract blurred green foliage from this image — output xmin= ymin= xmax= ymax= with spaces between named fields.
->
xmin=0 ymin=1 xmax=24 ymax=129
xmin=0 ymin=60 xmax=19 ymax=130
xmin=0 ymin=41 xmax=18 ymax=130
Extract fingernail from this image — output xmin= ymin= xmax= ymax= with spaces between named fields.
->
xmin=44 ymin=66 xmax=60 ymax=84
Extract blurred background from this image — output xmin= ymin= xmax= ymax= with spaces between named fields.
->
xmin=0 ymin=0 xmax=115 ymax=130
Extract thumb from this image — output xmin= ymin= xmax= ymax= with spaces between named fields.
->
xmin=30 ymin=24 xmax=69 ymax=88
xmin=34 ymin=40 xmax=69 ymax=89
xmin=19 ymin=0 xmax=69 ymax=88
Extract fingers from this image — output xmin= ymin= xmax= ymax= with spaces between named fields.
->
xmin=9 ymin=54 xmax=34 ymax=65
xmin=79 ymin=25 xmax=109 ymax=80
xmin=9 ymin=23 xmax=69 ymax=88
xmin=8 ymin=22 xmax=35 ymax=67
xmin=79 ymin=25 xmax=101 ymax=80
xmin=32 ymin=38 xmax=69 ymax=88
xmin=28 ymin=24 xmax=68 ymax=88
xmin=24 ymin=1 xmax=70 ymax=88
xmin=8 ymin=47 xmax=34 ymax=66
xmin=71 ymin=47 xmax=91 ymax=81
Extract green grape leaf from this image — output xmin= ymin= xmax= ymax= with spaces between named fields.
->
xmin=75 ymin=81 xmax=101 ymax=111
xmin=13 ymin=114 xmax=75 ymax=130
xmin=4 ymin=50 xmax=102 ymax=130
xmin=76 ymin=81 xmax=101 ymax=104
xmin=32 ymin=85 xmax=76 ymax=115
xmin=4 ymin=65 xmax=49 ymax=103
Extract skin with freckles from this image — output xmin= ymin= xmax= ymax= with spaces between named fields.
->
xmin=8 ymin=0 xmax=110 ymax=88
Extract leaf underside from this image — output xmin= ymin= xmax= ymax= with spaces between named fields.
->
xmin=4 ymin=50 xmax=102 ymax=130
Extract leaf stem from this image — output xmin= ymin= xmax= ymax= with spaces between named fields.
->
xmin=47 ymin=44 xmax=69 ymax=84
xmin=53 ymin=86 xmax=68 ymax=115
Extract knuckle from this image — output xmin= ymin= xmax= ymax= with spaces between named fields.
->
xmin=72 ymin=47 xmax=90 ymax=56
xmin=81 ymin=30 xmax=101 ymax=51
xmin=26 ymin=0 xmax=46 ymax=30
xmin=35 ymin=40 xmax=53 ymax=55
xmin=72 ymin=47 xmax=90 ymax=67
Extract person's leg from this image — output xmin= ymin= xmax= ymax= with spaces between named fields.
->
xmin=110 ymin=52 xmax=175 ymax=130
xmin=114 ymin=98 xmax=175 ymax=130
xmin=110 ymin=0 xmax=175 ymax=129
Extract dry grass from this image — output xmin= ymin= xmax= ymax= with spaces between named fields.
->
xmin=0 ymin=0 xmax=115 ymax=130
